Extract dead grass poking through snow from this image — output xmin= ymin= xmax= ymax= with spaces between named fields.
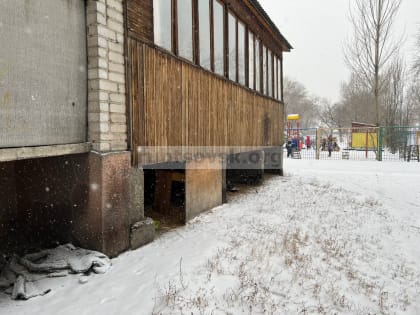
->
xmin=152 ymin=175 xmax=420 ymax=314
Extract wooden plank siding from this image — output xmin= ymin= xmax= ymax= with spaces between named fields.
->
xmin=126 ymin=0 xmax=153 ymax=44
xmin=129 ymin=40 xmax=284 ymax=166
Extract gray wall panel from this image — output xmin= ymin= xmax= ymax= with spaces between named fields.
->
xmin=0 ymin=0 xmax=87 ymax=148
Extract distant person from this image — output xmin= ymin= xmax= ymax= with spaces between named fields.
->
xmin=306 ymin=136 xmax=311 ymax=149
xmin=327 ymin=135 xmax=333 ymax=157
xmin=286 ymin=140 xmax=293 ymax=158
xmin=292 ymin=138 xmax=298 ymax=150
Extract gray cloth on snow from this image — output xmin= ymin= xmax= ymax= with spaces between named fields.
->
xmin=0 ymin=244 xmax=111 ymax=300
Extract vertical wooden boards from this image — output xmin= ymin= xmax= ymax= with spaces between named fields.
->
xmin=127 ymin=0 xmax=154 ymax=44
xmin=129 ymin=39 xmax=143 ymax=165
xmin=129 ymin=43 xmax=284 ymax=166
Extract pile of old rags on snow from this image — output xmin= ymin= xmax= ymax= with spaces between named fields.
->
xmin=0 ymin=244 xmax=111 ymax=300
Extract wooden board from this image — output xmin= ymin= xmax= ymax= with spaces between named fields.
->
xmin=127 ymin=0 xmax=153 ymax=44
xmin=185 ymin=157 xmax=223 ymax=221
xmin=129 ymin=42 xmax=283 ymax=165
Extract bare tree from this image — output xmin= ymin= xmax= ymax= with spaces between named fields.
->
xmin=383 ymin=57 xmax=406 ymax=126
xmin=339 ymin=74 xmax=376 ymax=124
xmin=318 ymin=100 xmax=338 ymax=129
xmin=405 ymin=81 xmax=420 ymax=125
xmin=406 ymin=27 xmax=420 ymax=125
xmin=344 ymin=0 xmax=403 ymax=126
xmin=283 ymin=78 xmax=320 ymax=128
xmin=413 ymin=28 xmax=420 ymax=78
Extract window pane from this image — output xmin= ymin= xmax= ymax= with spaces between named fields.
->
xmin=248 ymin=32 xmax=254 ymax=89
xmin=177 ymin=0 xmax=193 ymax=61
xmin=274 ymin=57 xmax=278 ymax=100
xmin=238 ymin=21 xmax=245 ymax=85
xmin=228 ymin=12 xmax=236 ymax=81
xmin=279 ymin=57 xmax=283 ymax=101
xmin=263 ymin=45 xmax=267 ymax=95
xmin=277 ymin=58 xmax=280 ymax=100
xmin=268 ymin=50 xmax=272 ymax=97
xmin=154 ymin=0 xmax=172 ymax=51
xmin=255 ymin=39 xmax=260 ymax=92
xmin=213 ymin=0 xmax=224 ymax=75
xmin=199 ymin=0 xmax=211 ymax=70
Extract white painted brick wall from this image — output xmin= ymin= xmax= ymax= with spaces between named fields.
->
xmin=87 ymin=0 xmax=127 ymax=152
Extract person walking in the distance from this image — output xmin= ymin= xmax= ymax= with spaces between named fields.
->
xmin=286 ymin=139 xmax=293 ymax=158
xmin=327 ymin=135 xmax=333 ymax=157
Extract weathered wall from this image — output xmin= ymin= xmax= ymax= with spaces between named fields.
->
xmin=15 ymin=155 xmax=90 ymax=250
xmin=0 ymin=155 xmax=90 ymax=254
xmin=263 ymin=146 xmax=283 ymax=175
xmin=84 ymin=0 xmax=132 ymax=256
xmin=75 ymin=151 xmax=130 ymax=257
xmin=0 ymin=162 xmax=17 ymax=248
xmin=227 ymin=150 xmax=265 ymax=186
xmin=129 ymin=168 xmax=145 ymax=225
xmin=0 ymin=0 xmax=135 ymax=258
xmin=0 ymin=152 xmax=132 ymax=257
xmin=185 ymin=158 xmax=223 ymax=222
xmin=87 ymin=0 xmax=128 ymax=152
xmin=0 ymin=0 xmax=87 ymax=148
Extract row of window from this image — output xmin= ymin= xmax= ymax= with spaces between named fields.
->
xmin=153 ymin=0 xmax=283 ymax=101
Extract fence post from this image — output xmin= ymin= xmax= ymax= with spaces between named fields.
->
xmin=316 ymin=128 xmax=321 ymax=160
xmin=378 ymin=127 xmax=383 ymax=161
xmin=408 ymin=146 xmax=412 ymax=162
xmin=365 ymin=130 xmax=368 ymax=159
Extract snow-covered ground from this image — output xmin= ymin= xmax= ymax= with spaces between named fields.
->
xmin=1 ymin=160 xmax=420 ymax=314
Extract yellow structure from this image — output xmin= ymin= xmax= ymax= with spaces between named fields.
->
xmin=287 ymin=114 xmax=300 ymax=121
xmin=352 ymin=132 xmax=378 ymax=149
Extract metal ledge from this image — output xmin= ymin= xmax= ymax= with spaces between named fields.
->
xmin=0 ymin=143 xmax=92 ymax=162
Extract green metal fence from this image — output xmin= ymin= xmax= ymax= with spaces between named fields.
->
xmin=285 ymin=126 xmax=420 ymax=162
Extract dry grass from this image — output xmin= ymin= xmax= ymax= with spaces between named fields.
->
xmin=151 ymin=176 xmax=420 ymax=314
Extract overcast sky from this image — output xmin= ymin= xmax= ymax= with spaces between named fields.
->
xmin=259 ymin=0 xmax=420 ymax=103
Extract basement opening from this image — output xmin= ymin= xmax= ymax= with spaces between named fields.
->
xmin=144 ymin=163 xmax=186 ymax=234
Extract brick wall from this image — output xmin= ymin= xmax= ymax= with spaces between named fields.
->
xmin=86 ymin=0 xmax=127 ymax=152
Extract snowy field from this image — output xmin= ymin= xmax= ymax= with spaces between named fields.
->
xmin=1 ymin=159 xmax=420 ymax=314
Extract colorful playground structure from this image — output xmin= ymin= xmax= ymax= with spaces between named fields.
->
xmin=286 ymin=114 xmax=301 ymax=150
xmin=350 ymin=122 xmax=378 ymax=150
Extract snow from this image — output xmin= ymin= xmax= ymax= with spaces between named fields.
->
xmin=1 ymin=159 xmax=420 ymax=314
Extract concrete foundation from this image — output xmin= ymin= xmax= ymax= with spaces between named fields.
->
xmin=263 ymin=146 xmax=284 ymax=175
xmin=75 ymin=151 xmax=131 ymax=257
xmin=0 ymin=151 xmax=141 ymax=257
xmin=185 ymin=158 xmax=223 ymax=222
xmin=130 ymin=218 xmax=155 ymax=250
xmin=0 ymin=148 xmax=280 ymax=256
xmin=129 ymin=168 xmax=145 ymax=224
xmin=0 ymin=154 xmax=90 ymax=254
xmin=222 ymin=156 xmax=227 ymax=203
xmin=129 ymin=168 xmax=155 ymax=250
xmin=0 ymin=162 xmax=17 ymax=249
xmin=226 ymin=150 xmax=265 ymax=187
